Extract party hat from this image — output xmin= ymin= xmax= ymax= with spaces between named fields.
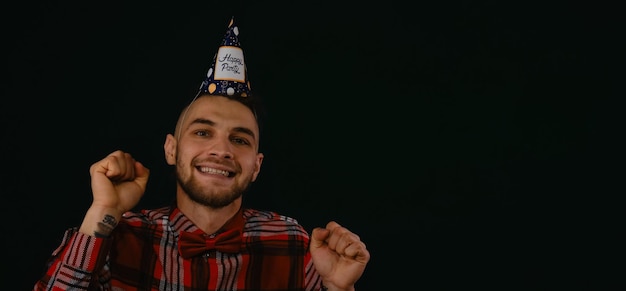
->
xmin=197 ymin=17 xmax=252 ymax=98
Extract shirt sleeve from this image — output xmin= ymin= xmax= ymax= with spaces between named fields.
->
xmin=304 ymin=242 xmax=324 ymax=291
xmin=33 ymin=227 xmax=113 ymax=290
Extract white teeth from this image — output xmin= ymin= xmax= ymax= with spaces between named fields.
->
xmin=199 ymin=167 xmax=229 ymax=176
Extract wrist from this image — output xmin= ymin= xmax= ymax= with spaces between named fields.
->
xmin=79 ymin=206 xmax=123 ymax=237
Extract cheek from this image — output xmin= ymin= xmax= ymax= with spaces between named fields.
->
xmin=175 ymin=146 xmax=195 ymax=167
xmin=178 ymin=139 xmax=201 ymax=156
xmin=243 ymin=160 xmax=257 ymax=174
xmin=242 ymin=155 xmax=261 ymax=174
xmin=249 ymin=162 xmax=261 ymax=181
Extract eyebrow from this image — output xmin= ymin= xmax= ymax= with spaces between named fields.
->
xmin=190 ymin=118 xmax=256 ymax=140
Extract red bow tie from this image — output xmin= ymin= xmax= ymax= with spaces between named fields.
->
xmin=178 ymin=229 xmax=242 ymax=259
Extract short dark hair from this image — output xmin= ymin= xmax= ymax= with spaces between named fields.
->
xmin=196 ymin=92 xmax=266 ymax=135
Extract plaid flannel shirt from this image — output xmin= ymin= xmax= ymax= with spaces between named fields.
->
xmin=34 ymin=206 xmax=323 ymax=291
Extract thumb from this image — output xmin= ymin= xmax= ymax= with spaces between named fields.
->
xmin=133 ymin=161 xmax=150 ymax=186
xmin=310 ymin=227 xmax=330 ymax=250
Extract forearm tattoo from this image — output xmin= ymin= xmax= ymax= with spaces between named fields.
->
xmin=94 ymin=214 xmax=117 ymax=238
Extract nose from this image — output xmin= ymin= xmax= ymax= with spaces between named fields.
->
xmin=208 ymin=136 xmax=234 ymax=159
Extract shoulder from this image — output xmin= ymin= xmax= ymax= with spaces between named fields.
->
xmin=119 ymin=206 xmax=172 ymax=227
xmin=242 ymin=208 xmax=309 ymax=238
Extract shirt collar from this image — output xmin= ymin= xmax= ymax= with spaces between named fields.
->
xmin=168 ymin=206 xmax=245 ymax=237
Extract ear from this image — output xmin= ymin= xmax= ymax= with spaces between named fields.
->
xmin=164 ymin=134 xmax=177 ymax=165
xmin=251 ymin=152 xmax=264 ymax=182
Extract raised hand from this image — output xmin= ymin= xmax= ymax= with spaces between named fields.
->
xmin=79 ymin=150 xmax=150 ymax=237
xmin=310 ymin=221 xmax=370 ymax=291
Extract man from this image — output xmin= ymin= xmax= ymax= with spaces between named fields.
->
xmin=33 ymin=17 xmax=369 ymax=291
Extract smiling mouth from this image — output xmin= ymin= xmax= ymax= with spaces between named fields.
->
xmin=198 ymin=166 xmax=234 ymax=177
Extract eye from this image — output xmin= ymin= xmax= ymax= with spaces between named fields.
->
xmin=194 ymin=130 xmax=211 ymax=137
xmin=231 ymin=137 xmax=250 ymax=145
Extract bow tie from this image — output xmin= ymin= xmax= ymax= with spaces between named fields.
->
xmin=178 ymin=228 xmax=242 ymax=259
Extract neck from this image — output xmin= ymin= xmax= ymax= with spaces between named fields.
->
xmin=176 ymin=193 xmax=242 ymax=235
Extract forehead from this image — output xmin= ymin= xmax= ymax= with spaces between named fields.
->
xmin=183 ymin=95 xmax=259 ymax=131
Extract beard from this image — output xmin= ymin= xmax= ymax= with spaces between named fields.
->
xmin=176 ymin=169 xmax=252 ymax=209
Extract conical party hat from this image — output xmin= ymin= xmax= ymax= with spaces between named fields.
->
xmin=197 ymin=17 xmax=252 ymax=98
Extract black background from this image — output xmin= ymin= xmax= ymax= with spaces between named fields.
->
xmin=2 ymin=1 xmax=621 ymax=290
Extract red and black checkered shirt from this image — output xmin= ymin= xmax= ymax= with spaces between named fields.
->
xmin=34 ymin=206 xmax=324 ymax=290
